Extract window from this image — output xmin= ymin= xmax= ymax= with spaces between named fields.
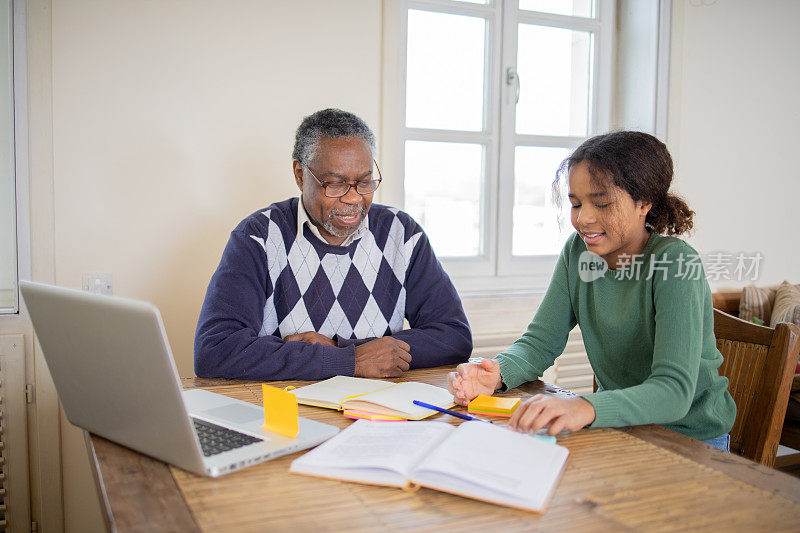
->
xmin=0 ymin=0 xmax=17 ymax=313
xmin=398 ymin=0 xmax=613 ymax=289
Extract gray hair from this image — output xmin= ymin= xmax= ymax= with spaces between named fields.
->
xmin=292 ymin=108 xmax=376 ymax=166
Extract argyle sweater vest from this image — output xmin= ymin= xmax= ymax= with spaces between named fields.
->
xmin=252 ymin=201 xmax=421 ymax=339
xmin=194 ymin=198 xmax=472 ymax=381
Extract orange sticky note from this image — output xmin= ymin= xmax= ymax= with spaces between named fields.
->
xmin=467 ymin=395 xmax=521 ymax=417
xmin=262 ymin=384 xmax=299 ymax=438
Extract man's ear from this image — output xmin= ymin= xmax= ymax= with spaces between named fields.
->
xmin=292 ymin=160 xmax=304 ymax=191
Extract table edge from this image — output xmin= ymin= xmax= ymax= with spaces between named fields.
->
xmin=88 ymin=377 xmax=800 ymax=532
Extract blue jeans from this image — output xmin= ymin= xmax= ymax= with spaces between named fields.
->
xmin=702 ymin=434 xmax=730 ymax=452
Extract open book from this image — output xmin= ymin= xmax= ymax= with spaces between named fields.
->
xmin=290 ymin=419 xmax=569 ymax=513
xmin=288 ymin=376 xmax=454 ymax=420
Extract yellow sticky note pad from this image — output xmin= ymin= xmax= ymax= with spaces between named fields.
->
xmin=467 ymin=395 xmax=521 ymax=417
xmin=262 ymin=384 xmax=299 ymax=438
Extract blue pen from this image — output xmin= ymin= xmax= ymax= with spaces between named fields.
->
xmin=412 ymin=400 xmax=494 ymax=423
xmin=413 ymin=400 xmax=557 ymax=443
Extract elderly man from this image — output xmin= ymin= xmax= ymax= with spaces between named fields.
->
xmin=195 ymin=108 xmax=472 ymax=380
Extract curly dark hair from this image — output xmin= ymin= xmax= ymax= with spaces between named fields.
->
xmin=554 ymin=131 xmax=694 ymax=236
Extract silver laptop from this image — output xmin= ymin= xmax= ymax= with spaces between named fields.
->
xmin=20 ymin=281 xmax=339 ymax=477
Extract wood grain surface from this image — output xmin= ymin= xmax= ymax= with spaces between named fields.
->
xmin=88 ymin=367 xmax=800 ymax=532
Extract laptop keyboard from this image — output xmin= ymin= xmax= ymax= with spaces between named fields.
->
xmin=192 ymin=418 xmax=263 ymax=457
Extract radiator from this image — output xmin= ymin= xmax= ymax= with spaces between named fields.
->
xmin=0 ymin=334 xmax=30 ymax=531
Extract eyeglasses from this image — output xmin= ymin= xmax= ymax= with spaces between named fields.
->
xmin=304 ymin=161 xmax=383 ymax=198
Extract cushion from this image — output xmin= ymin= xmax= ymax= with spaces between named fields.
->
xmin=739 ymin=285 xmax=777 ymax=323
xmin=770 ymin=281 xmax=800 ymax=328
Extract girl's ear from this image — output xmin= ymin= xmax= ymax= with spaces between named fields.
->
xmin=638 ymin=201 xmax=652 ymax=219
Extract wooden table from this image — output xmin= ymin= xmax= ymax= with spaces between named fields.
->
xmin=86 ymin=367 xmax=800 ymax=532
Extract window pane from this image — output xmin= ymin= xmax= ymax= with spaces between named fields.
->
xmin=0 ymin=0 xmax=16 ymax=313
xmin=512 ymin=146 xmax=572 ymax=256
xmin=515 ymin=25 xmax=592 ymax=137
xmin=406 ymin=10 xmax=485 ymax=131
xmin=519 ymin=0 xmax=594 ymax=18
xmin=404 ymin=141 xmax=483 ymax=257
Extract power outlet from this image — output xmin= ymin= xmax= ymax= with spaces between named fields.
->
xmin=82 ymin=274 xmax=113 ymax=295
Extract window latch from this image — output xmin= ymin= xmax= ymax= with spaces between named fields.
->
xmin=506 ymin=68 xmax=521 ymax=104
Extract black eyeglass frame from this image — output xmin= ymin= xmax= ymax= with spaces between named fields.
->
xmin=303 ymin=160 xmax=383 ymax=198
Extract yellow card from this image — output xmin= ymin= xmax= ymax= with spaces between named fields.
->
xmin=261 ymin=384 xmax=299 ymax=438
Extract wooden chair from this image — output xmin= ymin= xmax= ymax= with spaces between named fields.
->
xmin=711 ymin=290 xmax=800 ymax=463
xmin=714 ymin=309 xmax=800 ymax=466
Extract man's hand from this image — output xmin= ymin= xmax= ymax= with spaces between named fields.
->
xmin=508 ymin=395 xmax=596 ymax=436
xmin=283 ymin=331 xmax=336 ymax=346
xmin=354 ymin=337 xmax=412 ymax=378
xmin=447 ymin=359 xmax=502 ymax=406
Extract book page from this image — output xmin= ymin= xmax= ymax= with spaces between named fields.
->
xmin=290 ymin=420 xmax=454 ymax=486
xmin=289 ymin=376 xmax=392 ymax=409
xmin=343 ymin=382 xmax=454 ymax=419
xmin=411 ymin=421 xmax=569 ymax=511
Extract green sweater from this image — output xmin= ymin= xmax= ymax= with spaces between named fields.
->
xmin=497 ymin=232 xmax=736 ymax=440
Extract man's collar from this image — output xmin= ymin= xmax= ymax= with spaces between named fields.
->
xmin=296 ymin=196 xmax=368 ymax=247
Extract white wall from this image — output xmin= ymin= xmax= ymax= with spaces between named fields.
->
xmin=47 ymin=1 xmax=382 ymax=530
xmin=667 ymin=0 xmax=800 ymax=289
xmin=51 ymin=0 xmax=382 ymax=377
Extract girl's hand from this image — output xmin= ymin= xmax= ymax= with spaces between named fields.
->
xmin=508 ymin=395 xmax=596 ymax=436
xmin=447 ymin=359 xmax=502 ymax=406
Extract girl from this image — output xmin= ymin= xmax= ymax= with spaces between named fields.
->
xmin=448 ymin=131 xmax=736 ymax=451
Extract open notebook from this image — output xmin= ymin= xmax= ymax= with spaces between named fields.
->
xmin=288 ymin=376 xmax=454 ymax=420
xmin=290 ymin=420 xmax=569 ymax=513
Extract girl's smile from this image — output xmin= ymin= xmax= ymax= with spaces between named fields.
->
xmin=579 ymin=231 xmax=606 ymax=245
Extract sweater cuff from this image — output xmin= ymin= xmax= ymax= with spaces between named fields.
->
xmin=582 ymin=391 xmax=621 ymax=427
xmin=496 ymin=356 xmax=527 ymax=391
xmin=322 ymin=345 xmax=357 ymax=377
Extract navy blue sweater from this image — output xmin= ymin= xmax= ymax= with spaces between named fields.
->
xmin=194 ymin=198 xmax=472 ymax=380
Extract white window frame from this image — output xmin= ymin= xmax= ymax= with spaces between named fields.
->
xmin=393 ymin=0 xmax=614 ymax=292
xmin=1 ymin=0 xmax=29 ymax=315
xmin=397 ymin=0 xmax=502 ymax=280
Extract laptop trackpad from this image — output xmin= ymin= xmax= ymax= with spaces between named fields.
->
xmin=201 ymin=404 xmax=263 ymax=425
